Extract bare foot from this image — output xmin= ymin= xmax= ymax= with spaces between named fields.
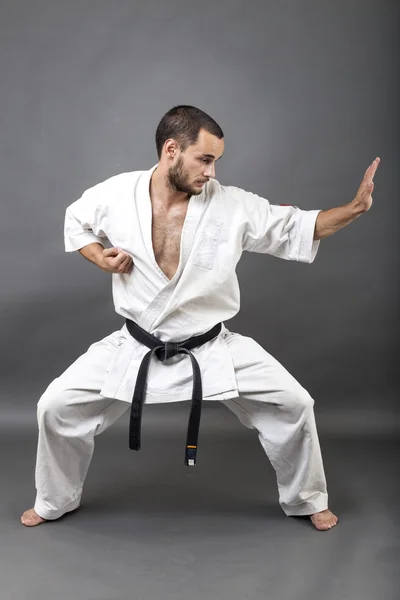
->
xmin=310 ymin=509 xmax=338 ymax=531
xmin=21 ymin=508 xmax=47 ymax=527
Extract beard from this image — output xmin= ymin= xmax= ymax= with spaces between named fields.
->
xmin=167 ymin=156 xmax=203 ymax=196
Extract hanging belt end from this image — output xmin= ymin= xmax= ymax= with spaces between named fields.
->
xmin=129 ymin=431 xmax=141 ymax=451
xmin=185 ymin=445 xmax=197 ymax=467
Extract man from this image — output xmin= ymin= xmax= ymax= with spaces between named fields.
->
xmin=21 ymin=105 xmax=379 ymax=531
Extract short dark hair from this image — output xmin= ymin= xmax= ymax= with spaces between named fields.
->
xmin=155 ymin=105 xmax=224 ymax=159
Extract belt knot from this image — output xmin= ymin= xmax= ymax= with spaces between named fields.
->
xmin=155 ymin=342 xmax=181 ymax=362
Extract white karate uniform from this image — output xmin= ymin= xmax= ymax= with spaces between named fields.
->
xmin=34 ymin=165 xmax=328 ymax=520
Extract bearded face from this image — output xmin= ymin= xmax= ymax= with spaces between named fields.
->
xmin=167 ymin=155 xmax=205 ymax=196
xmin=164 ymin=129 xmax=224 ymax=196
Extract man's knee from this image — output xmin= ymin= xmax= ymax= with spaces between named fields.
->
xmin=37 ymin=381 xmax=70 ymax=426
xmin=281 ymin=386 xmax=314 ymax=413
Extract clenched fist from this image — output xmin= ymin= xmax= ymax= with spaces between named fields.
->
xmin=99 ymin=247 xmax=134 ymax=274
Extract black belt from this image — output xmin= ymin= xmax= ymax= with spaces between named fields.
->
xmin=125 ymin=319 xmax=222 ymax=466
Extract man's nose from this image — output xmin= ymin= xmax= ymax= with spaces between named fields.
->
xmin=204 ymin=163 xmax=215 ymax=178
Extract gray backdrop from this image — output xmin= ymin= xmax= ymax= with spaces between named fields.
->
xmin=0 ymin=0 xmax=398 ymax=429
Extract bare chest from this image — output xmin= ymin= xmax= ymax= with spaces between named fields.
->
xmin=151 ymin=203 xmax=188 ymax=280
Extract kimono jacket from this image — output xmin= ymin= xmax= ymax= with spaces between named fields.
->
xmin=64 ymin=165 xmax=321 ymax=404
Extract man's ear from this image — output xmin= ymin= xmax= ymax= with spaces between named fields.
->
xmin=165 ymin=138 xmax=178 ymax=159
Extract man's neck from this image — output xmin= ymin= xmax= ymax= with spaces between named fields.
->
xmin=150 ymin=166 xmax=190 ymax=209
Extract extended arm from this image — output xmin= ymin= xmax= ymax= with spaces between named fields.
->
xmin=314 ymin=157 xmax=380 ymax=240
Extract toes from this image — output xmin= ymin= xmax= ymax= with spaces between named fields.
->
xmin=20 ymin=510 xmax=46 ymax=526
xmin=310 ymin=512 xmax=338 ymax=531
xmin=21 ymin=518 xmax=38 ymax=527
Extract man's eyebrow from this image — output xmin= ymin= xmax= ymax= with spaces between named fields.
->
xmin=201 ymin=153 xmax=222 ymax=161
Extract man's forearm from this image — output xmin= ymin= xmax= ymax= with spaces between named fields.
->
xmin=78 ymin=242 xmax=105 ymax=267
xmin=313 ymin=202 xmax=365 ymax=240
xmin=77 ymin=243 xmax=133 ymax=274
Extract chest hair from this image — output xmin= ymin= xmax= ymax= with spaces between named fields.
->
xmin=151 ymin=203 xmax=188 ymax=277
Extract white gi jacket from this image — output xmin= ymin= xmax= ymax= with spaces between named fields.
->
xmin=64 ymin=165 xmax=321 ymax=404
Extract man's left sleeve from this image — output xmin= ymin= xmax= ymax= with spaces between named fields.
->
xmin=241 ymin=191 xmax=322 ymax=263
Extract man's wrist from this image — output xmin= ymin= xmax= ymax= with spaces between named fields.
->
xmin=348 ymin=198 xmax=367 ymax=216
xmin=314 ymin=201 xmax=366 ymax=240
xmin=78 ymin=243 xmax=105 ymax=268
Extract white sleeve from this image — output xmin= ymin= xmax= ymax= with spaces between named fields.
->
xmin=237 ymin=187 xmax=321 ymax=263
xmin=64 ymin=186 xmax=109 ymax=252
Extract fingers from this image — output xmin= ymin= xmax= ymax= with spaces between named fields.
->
xmin=119 ymin=255 xmax=133 ymax=274
xmin=104 ymin=247 xmax=133 ymax=273
xmin=103 ymin=247 xmax=120 ymax=257
xmin=113 ymin=252 xmax=133 ymax=274
xmin=369 ymin=157 xmax=380 ymax=179
xmin=363 ymin=157 xmax=380 ymax=183
xmin=363 ymin=159 xmax=377 ymax=180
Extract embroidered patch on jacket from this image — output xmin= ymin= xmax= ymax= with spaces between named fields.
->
xmin=193 ymin=219 xmax=223 ymax=270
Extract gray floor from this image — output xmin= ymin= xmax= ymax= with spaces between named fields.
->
xmin=1 ymin=402 xmax=399 ymax=600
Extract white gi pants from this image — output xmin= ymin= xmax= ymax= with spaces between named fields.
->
xmin=33 ymin=330 xmax=328 ymax=520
